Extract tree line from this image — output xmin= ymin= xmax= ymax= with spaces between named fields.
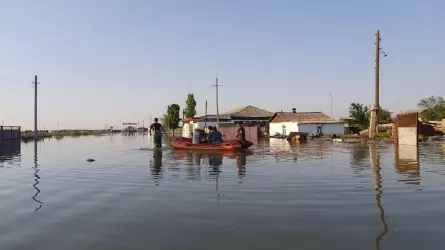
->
xmin=160 ymin=93 xmax=197 ymax=134
xmin=348 ymin=95 xmax=445 ymax=132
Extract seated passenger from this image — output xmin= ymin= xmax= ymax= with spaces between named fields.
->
xmin=209 ymin=126 xmax=223 ymax=144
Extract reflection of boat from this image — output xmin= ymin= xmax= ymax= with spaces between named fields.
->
xmin=170 ymin=149 xmax=254 ymax=160
xmin=171 ymin=136 xmax=253 ymax=150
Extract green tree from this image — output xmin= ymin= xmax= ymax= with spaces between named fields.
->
xmin=184 ymin=93 xmax=197 ymax=118
xmin=349 ymin=103 xmax=369 ymax=130
xmin=378 ymin=107 xmax=392 ymax=124
xmin=418 ymin=96 xmax=445 ymax=120
xmin=162 ymin=104 xmax=181 ymax=135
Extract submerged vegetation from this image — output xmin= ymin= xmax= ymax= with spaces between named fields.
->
xmin=21 ymin=130 xmax=105 ymax=143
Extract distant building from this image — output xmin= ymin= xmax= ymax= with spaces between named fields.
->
xmin=268 ymin=108 xmax=345 ymax=136
xmin=182 ymin=105 xmax=274 ymax=138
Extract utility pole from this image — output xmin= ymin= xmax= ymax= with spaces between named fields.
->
xmin=375 ymin=29 xmax=381 ymax=123
xmin=33 ymin=75 xmax=39 ymax=141
xmin=369 ymin=30 xmax=381 ymax=138
xmin=204 ymin=100 xmax=208 ymax=128
xmin=211 ymin=77 xmax=223 ymax=129
xmin=329 ymin=92 xmax=333 ymax=118
xmin=58 ymin=121 xmax=60 ymax=131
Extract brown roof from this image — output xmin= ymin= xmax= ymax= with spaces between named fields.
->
xmin=269 ymin=112 xmax=342 ymax=124
xmin=221 ymin=105 xmax=274 ymax=118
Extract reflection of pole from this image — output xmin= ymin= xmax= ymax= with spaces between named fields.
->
xmin=369 ymin=144 xmax=388 ymax=249
xmin=33 ymin=141 xmax=43 ymax=212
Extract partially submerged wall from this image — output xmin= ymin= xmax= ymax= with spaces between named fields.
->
xmin=393 ymin=113 xmax=419 ymax=165
xmin=394 ymin=113 xmax=418 ymax=146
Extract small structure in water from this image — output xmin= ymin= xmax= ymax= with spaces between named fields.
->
xmin=1 ymin=126 xmax=21 ymax=146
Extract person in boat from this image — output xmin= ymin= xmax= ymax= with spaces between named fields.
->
xmin=149 ymin=118 xmax=167 ymax=148
xmin=236 ymin=121 xmax=246 ymax=147
xmin=208 ymin=126 xmax=223 ymax=144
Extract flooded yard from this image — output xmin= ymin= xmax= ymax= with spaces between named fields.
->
xmin=1 ymin=135 xmax=445 ymax=250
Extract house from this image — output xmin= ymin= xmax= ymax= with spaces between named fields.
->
xmin=182 ymin=105 xmax=274 ymax=138
xmin=268 ymin=108 xmax=345 ymax=136
xmin=199 ymin=105 xmax=274 ymax=125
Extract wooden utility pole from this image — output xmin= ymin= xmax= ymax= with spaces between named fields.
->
xmin=369 ymin=30 xmax=381 ymax=138
xmin=33 ymin=75 xmax=39 ymax=141
xmin=211 ymin=77 xmax=223 ymax=129
xmin=375 ymin=29 xmax=381 ymax=123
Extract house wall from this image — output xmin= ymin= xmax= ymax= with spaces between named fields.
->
xmin=269 ymin=122 xmax=299 ymax=136
xmin=297 ymin=123 xmax=345 ymax=135
xmin=219 ymin=126 xmax=258 ymax=142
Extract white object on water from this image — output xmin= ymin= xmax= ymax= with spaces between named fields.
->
xmin=192 ymin=129 xmax=201 ymax=144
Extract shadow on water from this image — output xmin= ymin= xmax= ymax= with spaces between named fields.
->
xmin=32 ymin=141 xmax=43 ymax=212
xmin=369 ymin=144 xmax=388 ymax=250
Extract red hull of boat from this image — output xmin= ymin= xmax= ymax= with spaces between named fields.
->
xmin=171 ymin=137 xmax=253 ymax=150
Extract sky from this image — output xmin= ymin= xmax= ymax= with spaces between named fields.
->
xmin=1 ymin=0 xmax=444 ymax=130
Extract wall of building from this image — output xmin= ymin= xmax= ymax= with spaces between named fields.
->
xmin=269 ymin=122 xmax=298 ymax=136
xmin=297 ymin=123 xmax=345 ymax=135
xmin=219 ymin=125 xmax=258 ymax=142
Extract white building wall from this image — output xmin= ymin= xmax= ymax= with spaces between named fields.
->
xmin=269 ymin=122 xmax=299 ymax=136
xmin=297 ymin=123 xmax=345 ymax=135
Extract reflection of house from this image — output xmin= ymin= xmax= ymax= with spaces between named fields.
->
xmin=268 ymin=109 xmax=345 ymax=136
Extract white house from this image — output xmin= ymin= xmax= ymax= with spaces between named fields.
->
xmin=268 ymin=110 xmax=345 ymax=136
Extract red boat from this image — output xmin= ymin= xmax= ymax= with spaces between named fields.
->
xmin=171 ymin=136 xmax=253 ymax=150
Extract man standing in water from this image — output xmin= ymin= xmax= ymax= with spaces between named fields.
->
xmin=236 ymin=122 xmax=246 ymax=147
xmin=149 ymin=118 xmax=166 ymax=148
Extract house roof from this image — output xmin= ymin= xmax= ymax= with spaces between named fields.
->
xmin=269 ymin=112 xmax=343 ymax=124
xmin=221 ymin=105 xmax=274 ymax=118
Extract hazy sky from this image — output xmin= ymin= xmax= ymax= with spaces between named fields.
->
xmin=1 ymin=0 xmax=444 ymax=130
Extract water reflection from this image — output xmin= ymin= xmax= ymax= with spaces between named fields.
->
xmin=150 ymin=149 xmax=163 ymax=185
xmin=394 ymin=144 xmax=420 ymax=185
xmin=369 ymin=144 xmax=388 ymax=250
xmin=351 ymin=144 xmax=370 ymax=172
xmin=32 ymin=141 xmax=43 ymax=212
xmin=169 ymin=150 xmax=253 ymax=182
xmin=0 ymin=139 xmax=21 ymax=164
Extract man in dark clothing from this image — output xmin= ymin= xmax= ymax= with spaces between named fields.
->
xmin=149 ymin=118 xmax=167 ymax=148
xmin=236 ymin=122 xmax=246 ymax=147
xmin=207 ymin=126 xmax=223 ymax=144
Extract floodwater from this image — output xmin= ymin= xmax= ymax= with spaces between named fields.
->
xmin=1 ymin=135 xmax=445 ymax=250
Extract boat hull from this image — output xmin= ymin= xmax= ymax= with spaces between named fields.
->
xmin=171 ymin=137 xmax=253 ymax=150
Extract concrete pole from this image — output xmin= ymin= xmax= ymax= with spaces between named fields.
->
xmin=370 ymin=30 xmax=380 ymax=138
xmin=34 ymin=75 xmax=39 ymax=141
